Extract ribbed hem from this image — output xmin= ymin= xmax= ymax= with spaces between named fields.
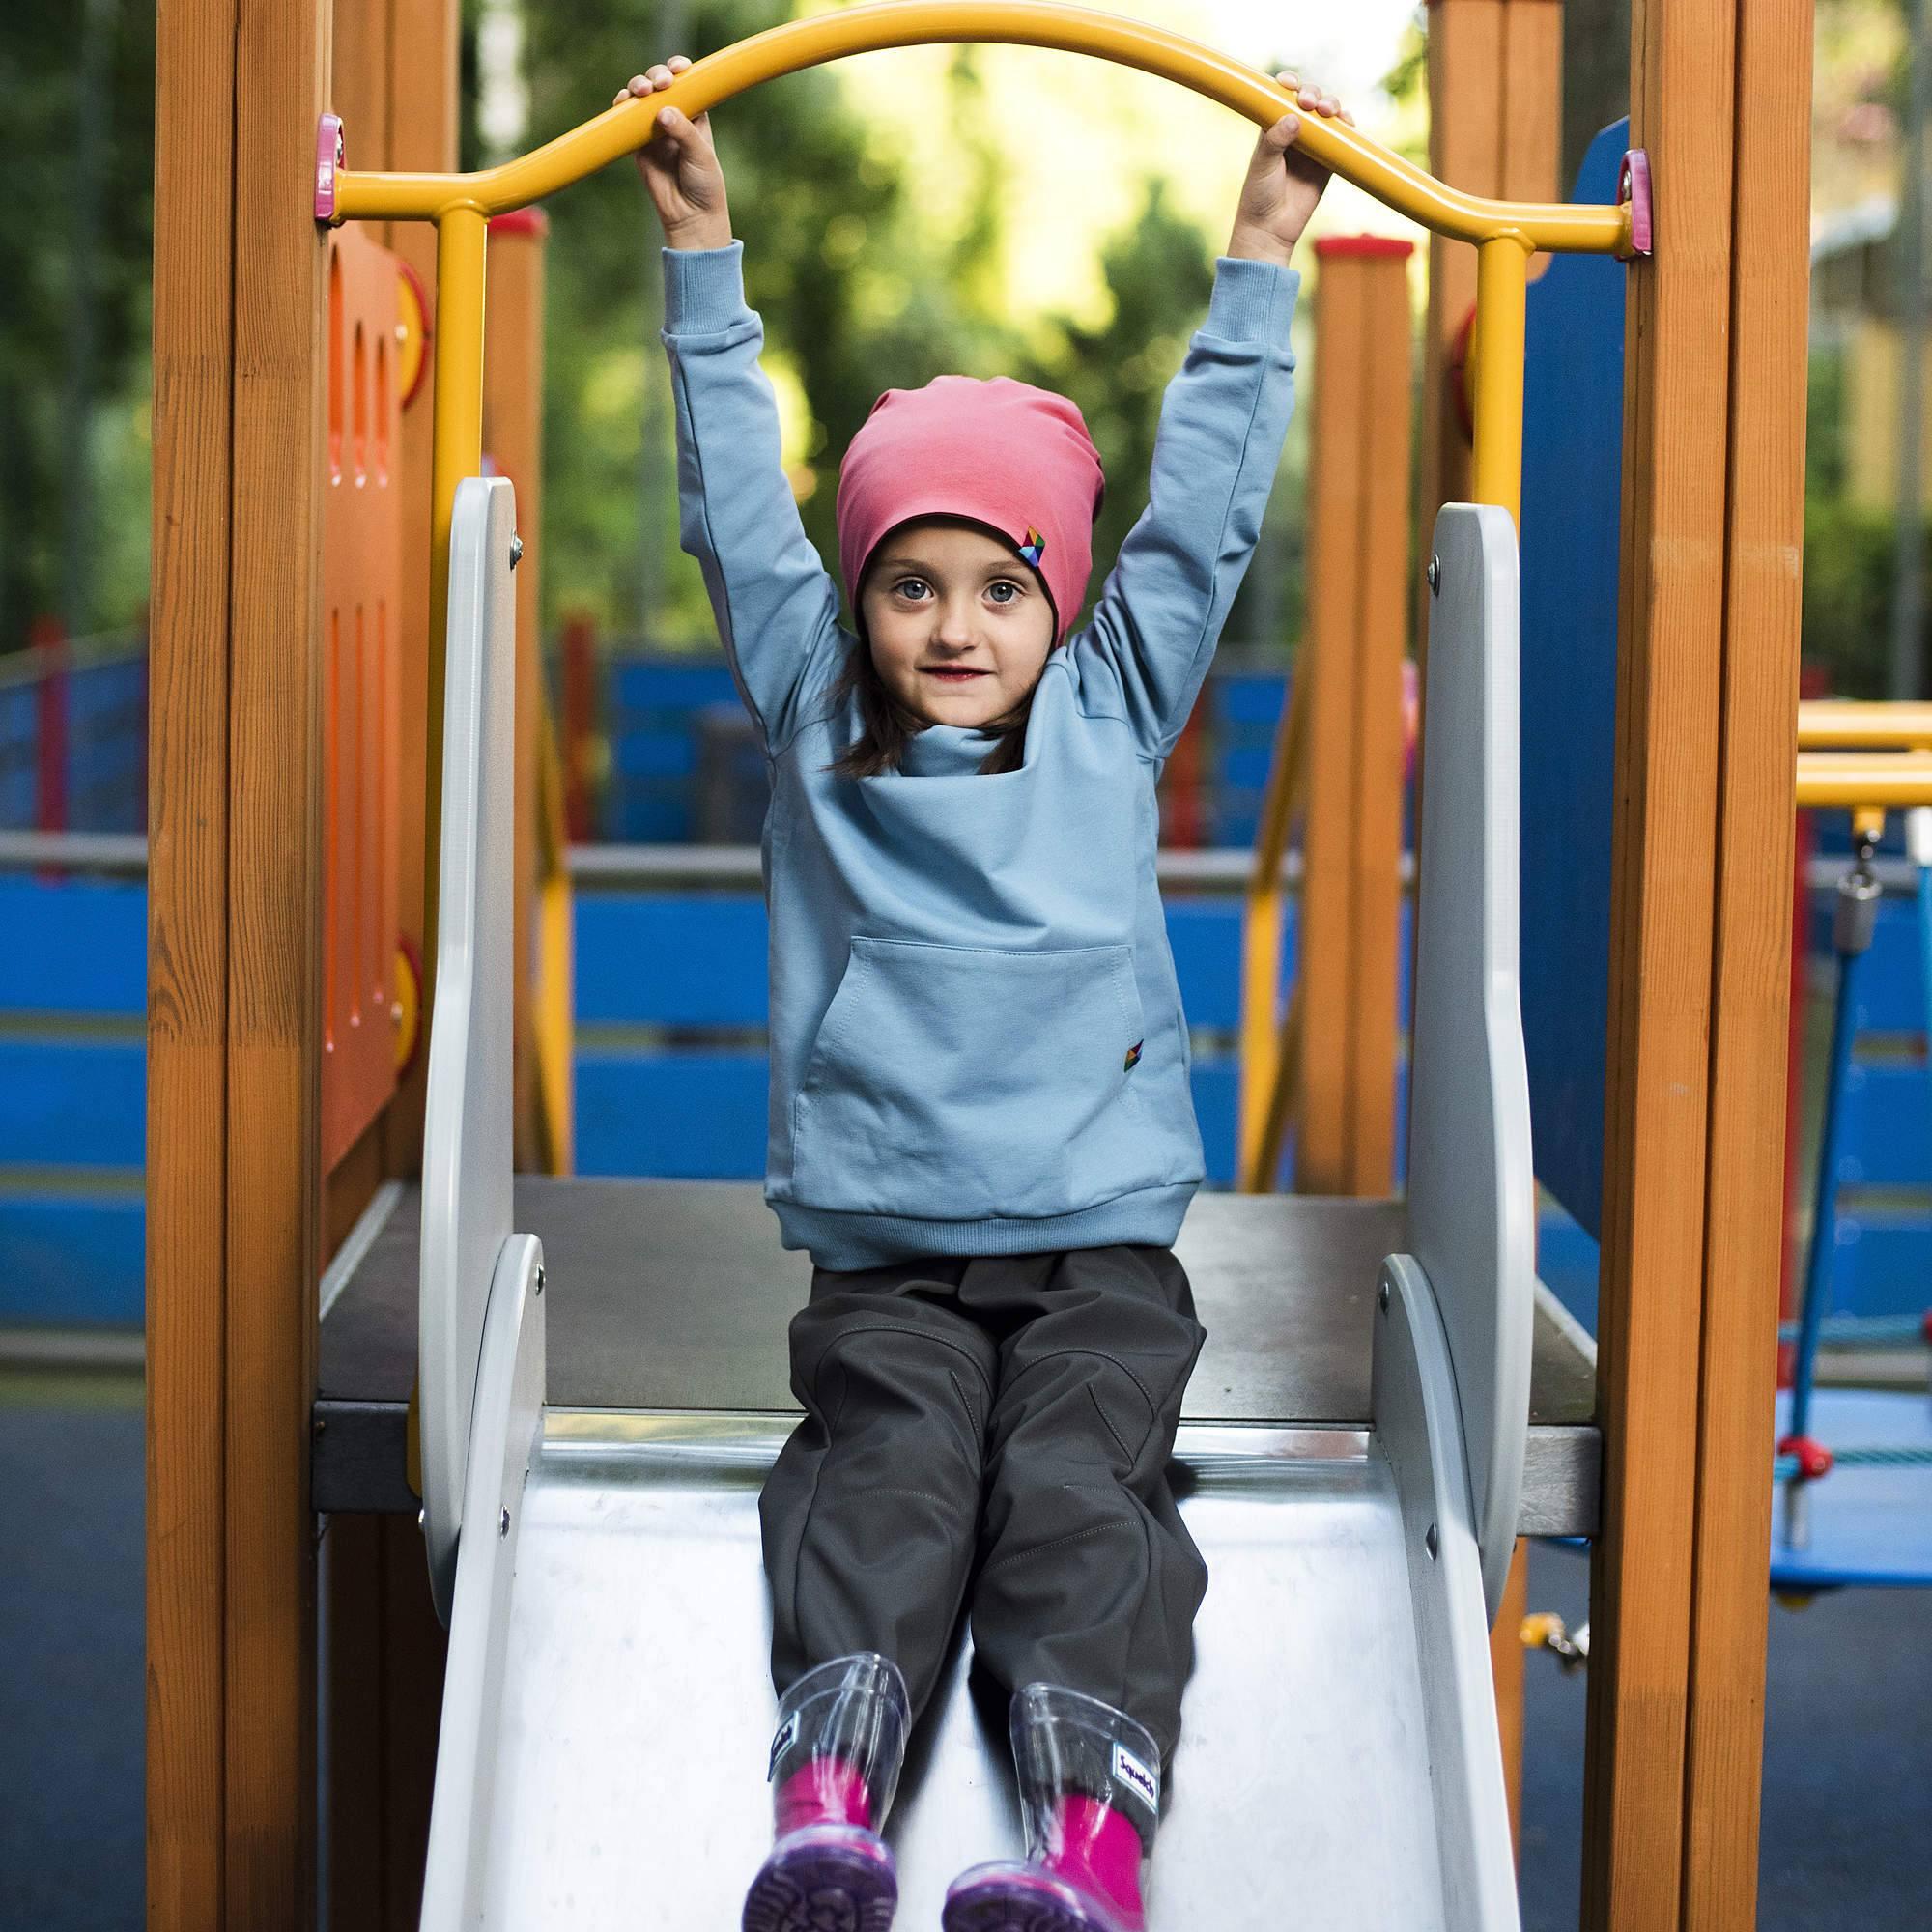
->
xmin=773 ymin=1182 xmax=1199 ymax=1273
xmin=1203 ymin=257 xmax=1299 ymax=347
xmin=662 ymin=240 xmax=749 ymax=335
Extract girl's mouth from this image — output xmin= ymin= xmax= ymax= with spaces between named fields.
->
xmin=922 ymin=667 xmax=988 ymax=683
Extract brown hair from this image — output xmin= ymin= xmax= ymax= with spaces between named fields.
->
xmin=829 ymin=639 xmax=1036 ymax=779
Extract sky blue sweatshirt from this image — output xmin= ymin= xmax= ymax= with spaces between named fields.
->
xmin=663 ymin=243 xmax=1299 ymax=1270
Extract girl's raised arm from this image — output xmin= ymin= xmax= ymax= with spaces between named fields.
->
xmin=627 ymin=65 xmax=846 ymax=753
xmin=1079 ymin=80 xmax=1343 ymax=757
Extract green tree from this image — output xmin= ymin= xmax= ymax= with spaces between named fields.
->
xmin=0 ymin=0 xmax=156 ymax=652
xmin=502 ymin=5 xmax=1229 ymax=648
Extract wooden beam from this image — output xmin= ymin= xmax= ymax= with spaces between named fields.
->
xmin=1501 ymin=0 xmax=1564 ymax=206
xmin=1422 ymin=0 xmax=1505 ymax=527
xmin=1297 ymin=240 xmax=1413 ymax=1196
xmin=1681 ymin=4 xmax=1812 ymax=1927
xmin=223 ymin=0 xmax=333 ymax=1917
xmin=1584 ymin=2 xmax=1740 ymax=1926
xmin=148 ymin=0 xmax=240 ymax=1918
xmin=1297 ymin=251 xmax=1368 ymax=1192
xmin=484 ymin=211 xmax=549 ymax=1173
xmin=1490 ymin=1538 xmax=1529 ymax=1851
xmin=1348 ymin=242 xmax=1412 ymax=1197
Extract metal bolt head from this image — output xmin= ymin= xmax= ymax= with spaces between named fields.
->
xmin=509 ymin=532 xmax=525 ymax=570
xmin=1427 ymin=554 xmax=1441 ymax=595
xmin=534 ymin=1264 xmax=546 ymax=1296
xmin=1425 ymin=1522 xmax=1440 ymax=1561
xmin=1378 ymin=1279 xmax=1390 ymax=1314
xmin=417 ymin=1507 xmax=426 ymax=1530
xmin=499 ymin=1507 xmax=511 ymax=1539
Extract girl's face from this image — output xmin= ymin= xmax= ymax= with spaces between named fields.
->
xmin=859 ymin=519 xmax=1056 ymax=731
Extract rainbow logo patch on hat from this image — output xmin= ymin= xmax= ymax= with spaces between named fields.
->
xmin=1017 ymin=527 xmax=1047 ymax=568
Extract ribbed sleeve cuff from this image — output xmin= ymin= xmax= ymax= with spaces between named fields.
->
xmin=661 ymin=241 xmax=749 ymax=334
xmin=1204 ymin=257 xmax=1300 ymax=345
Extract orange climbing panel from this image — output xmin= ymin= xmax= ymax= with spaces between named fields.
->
xmin=320 ymin=223 xmax=409 ymax=1170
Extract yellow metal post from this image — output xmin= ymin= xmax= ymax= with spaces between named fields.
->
xmin=1471 ymin=235 xmax=1533 ymax=521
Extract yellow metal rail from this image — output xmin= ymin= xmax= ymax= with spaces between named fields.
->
xmin=1797 ymin=702 xmax=1932 ymax=751
xmin=1795 ymin=754 xmax=1932 ymax=810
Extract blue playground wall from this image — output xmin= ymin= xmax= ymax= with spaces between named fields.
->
xmin=1518 ymin=120 xmax=1631 ymax=1245
xmin=573 ymin=891 xmax=1409 ymax=1189
xmin=600 ymin=657 xmax=1290 ymax=847
xmin=0 ymin=876 xmax=146 ymax=1324
xmin=0 ymin=651 xmax=148 ymax=835
xmin=0 ymin=873 xmax=1413 ymax=1326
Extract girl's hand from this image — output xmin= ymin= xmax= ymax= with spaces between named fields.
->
xmin=1227 ymin=74 xmax=1353 ymax=268
xmin=616 ymin=58 xmax=733 ymax=252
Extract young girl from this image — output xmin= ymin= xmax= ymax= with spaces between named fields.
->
xmin=619 ymin=56 xmax=1344 ymax=1932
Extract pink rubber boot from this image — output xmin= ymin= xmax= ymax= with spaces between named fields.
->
xmin=942 ymin=1686 xmax=1160 ymax=1932
xmin=743 ymin=1653 xmax=910 ymax=1932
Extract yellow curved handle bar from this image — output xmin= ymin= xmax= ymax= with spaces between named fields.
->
xmin=331 ymin=0 xmax=1630 ymax=254
xmin=334 ymin=1 xmax=1642 ymax=981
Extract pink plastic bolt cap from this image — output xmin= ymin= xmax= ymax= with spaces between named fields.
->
xmin=315 ymin=114 xmax=344 ymax=223
xmin=1618 ymin=149 xmax=1653 ymax=259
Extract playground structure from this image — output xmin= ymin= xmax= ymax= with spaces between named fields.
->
xmin=144 ymin=3 xmax=1814 ymax=1930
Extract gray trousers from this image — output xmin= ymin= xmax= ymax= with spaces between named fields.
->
xmin=760 ymin=1244 xmax=1208 ymax=1758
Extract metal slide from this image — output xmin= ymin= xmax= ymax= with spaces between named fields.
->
xmin=415 ymin=481 xmax=1534 ymax=1929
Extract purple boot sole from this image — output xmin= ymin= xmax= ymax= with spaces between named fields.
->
xmin=941 ymin=1866 xmax=1129 ymax=1932
xmin=742 ymin=1824 xmax=898 ymax=1932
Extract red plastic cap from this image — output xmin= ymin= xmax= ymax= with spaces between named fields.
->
xmin=489 ymin=209 xmax=552 ymax=240
xmin=1314 ymin=234 xmax=1415 ymax=261
xmin=1777 ymin=1435 xmax=1834 ymax=1481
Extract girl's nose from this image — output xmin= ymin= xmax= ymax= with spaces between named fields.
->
xmin=932 ymin=600 xmax=978 ymax=649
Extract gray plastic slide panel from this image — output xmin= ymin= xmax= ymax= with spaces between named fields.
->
xmin=419 ymin=476 xmax=519 ymax=1623
xmin=1402 ymin=503 xmax=1537 ymax=1617
xmin=419 ymin=1235 xmax=547 ymax=1932
xmin=1374 ymin=1254 xmax=1521 ymax=1931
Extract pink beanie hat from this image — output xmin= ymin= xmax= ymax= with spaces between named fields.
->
xmin=836 ymin=376 xmax=1105 ymax=641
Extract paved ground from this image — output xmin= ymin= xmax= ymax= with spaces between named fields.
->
xmin=3 ymin=1357 xmax=1927 ymax=1929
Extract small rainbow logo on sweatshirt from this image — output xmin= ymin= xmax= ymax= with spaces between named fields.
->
xmin=1017 ymin=527 xmax=1047 ymax=568
xmin=1123 ymin=1040 xmax=1144 ymax=1073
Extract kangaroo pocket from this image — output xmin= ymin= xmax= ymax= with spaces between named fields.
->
xmin=791 ymin=937 xmax=1170 ymax=1221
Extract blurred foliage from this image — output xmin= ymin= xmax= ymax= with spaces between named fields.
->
xmin=1804 ymin=496 xmax=1925 ymax=698
xmin=500 ymin=2 xmax=1267 ymax=649
xmin=0 ymin=0 xmax=156 ymax=652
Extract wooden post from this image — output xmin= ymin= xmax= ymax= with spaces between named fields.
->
xmin=147 ymin=0 xmax=239 ymax=1917
xmin=1584 ymin=5 xmax=1810 ymax=1930
xmin=149 ymin=0 xmax=333 ymax=1920
xmin=1295 ymin=238 xmax=1413 ymax=1197
xmin=1423 ymin=0 xmax=1564 ymax=528
xmin=484 ymin=210 xmax=549 ymax=1174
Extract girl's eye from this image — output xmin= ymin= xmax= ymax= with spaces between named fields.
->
xmin=894 ymin=578 xmax=932 ymax=602
xmin=987 ymin=581 xmax=1021 ymax=605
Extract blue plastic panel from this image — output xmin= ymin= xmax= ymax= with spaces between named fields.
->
xmin=572 ymin=894 xmax=1312 ymax=1036
xmin=576 ymin=1050 xmax=770 ymax=1179
xmin=575 ymin=895 xmax=771 ymax=1027
xmin=1517 ymin=122 xmax=1632 ymax=1242
xmin=0 ymin=878 xmax=146 ymax=1014
xmin=0 ymin=1193 xmax=145 ymax=1325
xmin=0 ymin=1041 xmax=145 ymax=1168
